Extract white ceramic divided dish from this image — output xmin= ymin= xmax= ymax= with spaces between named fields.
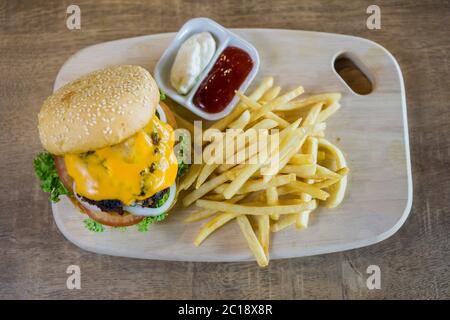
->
xmin=154 ymin=17 xmax=260 ymax=120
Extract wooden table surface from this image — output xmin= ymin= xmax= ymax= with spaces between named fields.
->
xmin=0 ymin=0 xmax=449 ymax=299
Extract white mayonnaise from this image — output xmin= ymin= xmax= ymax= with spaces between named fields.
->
xmin=170 ymin=32 xmax=216 ymax=95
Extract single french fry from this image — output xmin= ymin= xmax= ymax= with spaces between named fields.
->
xmin=202 ymin=193 xmax=226 ymax=201
xmin=318 ymin=138 xmax=348 ymax=208
xmin=314 ymin=130 xmax=325 ymax=138
xmin=256 ymin=215 xmax=270 ymax=256
xmin=275 ymin=186 xmax=293 ymax=196
xmin=184 ymin=209 xmax=216 ymax=223
xmin=236 ymin=91 xmax=287 ymax=128
xmin=183 ymin=165 xmax=244 ymax=206
xmin=301 ymin=137 xmax=318 ymax=201
xmin=266 ymin=187 xmax=279 ymax=220
xmin=237 ymin=216 xmax=269 ymax=267
xmin=295 ymin=211 xmax=311 ymax=229
xmin=195 ymin=199 xmax=316 ymax=215
xmin=305 ymin=137 xmax=319 ymax=163
xmin=233 ymin=77 xmax=274 ymax=110
xmin=236 ymin=91 xmax=263 ymax=110
xmin=317 ymin=151 xmax=326 ymax=161
xmin=251 ymin=118 xmax=279 ymax=130
xmin=196 ymin=164 xmax=220 ymax=189
xmin=263 ymin=112 xmax=290 ymax=128
xmin=289 ymin=154 xmax=314 ymax=165
xmin=280 ymin=164 xmax=317 ymax=178
xmin=178 ymin=164 xmax=201 ymax=191
xmin=244 ymin=174 xmax=295 ymax=193
xmin=259 ymin=86 xmax=281 ymax=104
xmin=301 ymin=102 xmax=323 ymax=127
xmin=287 ymin=180 xmax=330 ymax=200
xmin=317 ymin=102 xmax=341 ymax=123
xmin=270 ymin=214 xmax=297 ymax=232
xmin=275 ymin=93 xmax=341 ymax=111
xmin=194 ymin=213 xmax=238 ymax=246
xmin=214 ymin=174 xmax=295 ymax=194
xmin=313 ymin=165 xmax=342 ymax=180
xmin=228 ymin=110 xmax=251 ymax=129
xmin=249 ymin=86 xmax=305 ymax=123
xmin=209 ymin=105 xmax=246 ymax=132
xmin=311 ymin=167 xmax=348 ymax=189
xmin=185 ymin=195 xmax=246 ymax=223
xmin=183 ymin=174 xmax=229 ymax=207
xmin=337 ymin=167 xmax=349 ymax=176
xmin=312 ymin=179 xmax=338 ymax=189
xmin=311 ymin=122 xmax=326 ymax=136
xmin=296 ymin=199 xmax=317 ymax=229
xmin=247 ymin=77 xmax=274 ymax=100
xmin=301 ymin=192 xmax=313 ymax=202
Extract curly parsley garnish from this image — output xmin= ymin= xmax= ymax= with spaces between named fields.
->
xmin=33 ymin=152 xmax=70 ymax=202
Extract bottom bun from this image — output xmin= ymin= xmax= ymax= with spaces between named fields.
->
xmin=70 ymin=197 xmax=144 ymax=227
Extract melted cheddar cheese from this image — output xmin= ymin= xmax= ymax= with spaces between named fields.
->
xmin=64 ymin=116 xmax=178 ymax=205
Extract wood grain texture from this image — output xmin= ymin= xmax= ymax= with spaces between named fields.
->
xmin=0 ymin=0 xmax=449 ymax=299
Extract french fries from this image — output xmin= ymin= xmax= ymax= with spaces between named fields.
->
xmin=178 ymin=77 xmax=348 ymax=266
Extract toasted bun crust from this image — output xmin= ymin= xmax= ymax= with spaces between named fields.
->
xmin=38 ymin=65 xmax=159 ymax=155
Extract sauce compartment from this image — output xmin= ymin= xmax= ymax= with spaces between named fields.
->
xmin=154 ymin=17 xmax=260 ymax=120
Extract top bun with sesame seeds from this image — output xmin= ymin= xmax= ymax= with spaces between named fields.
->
xmin=38 ymin=65 xmax=159 ymax=155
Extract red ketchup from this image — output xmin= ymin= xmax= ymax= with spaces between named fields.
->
xmin=193 ymin=46 xmax=253 ymax=114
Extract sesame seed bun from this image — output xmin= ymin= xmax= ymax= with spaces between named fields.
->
xmin=38 ymin=65 xmax=159 ymax=155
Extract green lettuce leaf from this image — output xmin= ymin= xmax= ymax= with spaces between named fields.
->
xmin=136 ymin=212 xmax=168 ymax=232
xmin=176 ymin=132 xmax=190 ymax=178
xmin=159 ymin=89 xmax=166 ymax=101
xmin=83 ymin=218 xmax=105 ymax=232
xmin=33 ymin=152 xmax=70 ymax=202
xmin=136 ymin=191 xmax=170 ymax=232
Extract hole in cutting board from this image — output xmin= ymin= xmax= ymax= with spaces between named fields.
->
xmin=334 ymin=54 xmax=373 ymax=95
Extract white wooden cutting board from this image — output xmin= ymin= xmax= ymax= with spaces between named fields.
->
xmin=52 ymin=29 xmax=412 ymax=261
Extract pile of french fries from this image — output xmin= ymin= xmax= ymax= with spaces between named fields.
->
xmin=177 ymin=77 xmax=349 ymax=267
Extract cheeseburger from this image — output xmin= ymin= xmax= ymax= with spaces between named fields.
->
xmin=34 ymin=65 xmax=188 ymax=229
